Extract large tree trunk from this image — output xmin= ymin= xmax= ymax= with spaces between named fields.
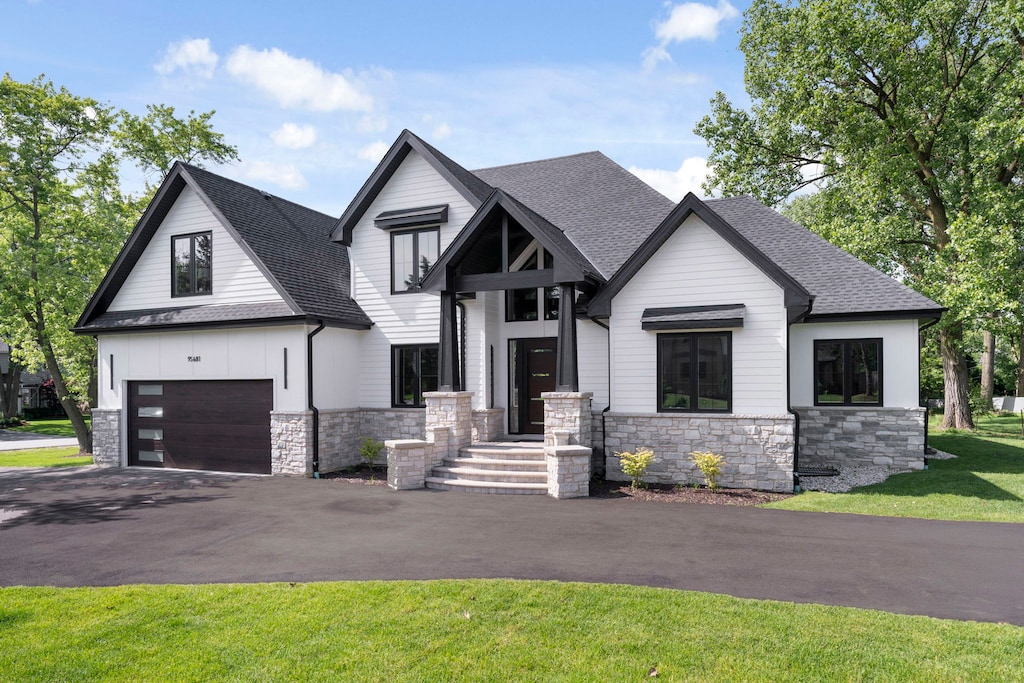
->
xmin=0 ymin=359 xmax=23 ymax=419
xmin=939 ymin=323 xmax=975 ymax=430
xmin=980 ymin=329 xmax=995 ymax=408
xmin=37 ymin=335 xmax=92 ymax=452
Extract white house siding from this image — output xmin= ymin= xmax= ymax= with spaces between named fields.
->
xmin=108 ymin=187 xmax=284 ymax=312
xmin=789 ymin=319 xmax=921 ymax=408
xmin=312 ymin=327 xmax=362 ymax=409
xmin=609 ymin=214 xmax=788 ymax=415
xmin=350 ymin=150 xmax=478 ymax=408
xmin=97 ymin=325 xmax=307 ymax=412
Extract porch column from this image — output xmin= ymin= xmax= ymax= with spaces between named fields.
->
xmin=555 ymin=282 xmax=579 ymax=391
xmin=438 ymin=288 xmax=461 ymax=391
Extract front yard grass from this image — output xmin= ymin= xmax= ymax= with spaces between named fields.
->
xmin=8 ymin=416 xmax=88 ymax=438
xmin=765 ymin=413 xmax=1024 ymax=522
xmin=1 ymin=580 xmax=1021 ymax=681
xmin=0 ymin=446 xmax=91 ymax=468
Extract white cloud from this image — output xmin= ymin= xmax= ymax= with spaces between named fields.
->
xmin=237 ymin=160 xmax=307 ymax=191
xmin=432 ymin=123 xmax=452 ymax=141
xmin=357 ymin=114 xmax=388 ymax=133
xmin=225 ymin=46 xmax=373 ymax=112
xmin=155 ymin=38 xmax=219 ymax=79
xmin=644 ymin=1 xmax=739 ymax=70
xmin=357 ymin=141 xmax=390 ymax=163
xmin=629 ymin=157 xmax=711 ymax=202
xmin=270 ymin=123 xmax=317 ymax=149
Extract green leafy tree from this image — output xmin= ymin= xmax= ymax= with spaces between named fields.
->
xmin=695 ymin=0 xmax=1024 ymax=429
xmin=0 ymin=74 xmax=238 ymax=451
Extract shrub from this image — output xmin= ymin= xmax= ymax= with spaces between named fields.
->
xmin=359 ymin=437 xmax=385 ymax=481
xmin=689 ymin=451 xmax=725 ymax=491
xmin=617 ymin=447 xmax=655 ymax=490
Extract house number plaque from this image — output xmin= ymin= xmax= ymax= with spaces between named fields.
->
xmin=187 ymin=355 xmax=202 ymax=363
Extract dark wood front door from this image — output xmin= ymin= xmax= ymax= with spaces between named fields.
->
xmin=127 ymin=380 xmax=273 ymax=474
xmin=510 ymin=337 xmax=557 ymax=435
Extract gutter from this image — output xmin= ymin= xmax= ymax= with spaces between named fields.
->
xmin=307 ymin=320 xmax=326 ymax=478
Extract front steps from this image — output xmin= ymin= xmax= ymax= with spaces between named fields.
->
xmin=425 ymin=442 xmax=548 ymax=494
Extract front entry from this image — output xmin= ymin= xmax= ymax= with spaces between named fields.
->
xmin=509 ymin=337 xmax=557 ymax=435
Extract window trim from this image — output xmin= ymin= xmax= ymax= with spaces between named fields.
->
xmin=657 ymin=331 xmax=733 ymax=414
xmin=391 ymin=343 xmax=439 ymax=408
xmin=813 ymin=338 xmax=883 ymax=407
xmin=170 ymin=231 xmax=213 ymax=298
xmin=391 ymin=226 xmax=440 ymax=295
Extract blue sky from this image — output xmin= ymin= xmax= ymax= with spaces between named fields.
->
xmin=4 ymin=0 xmax=752 ymax=214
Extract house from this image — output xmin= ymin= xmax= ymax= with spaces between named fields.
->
xmin=75 ymin=130 xmax=942 ymax=495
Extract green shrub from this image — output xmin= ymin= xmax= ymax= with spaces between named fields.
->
xmin=689 ymin=451 xmax=725 ymax=491
xmin=617 ymin=447 xmax=655 ymax=490
xmin=359 ymin=437 xmax=385 ymax=481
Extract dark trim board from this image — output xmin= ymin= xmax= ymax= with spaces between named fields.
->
xmin=375 ymin=204 xmax=449 ymax=229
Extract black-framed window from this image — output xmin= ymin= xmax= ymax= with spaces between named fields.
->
xmin=392 ymin=344 xmax=439 ymax=407
xmin=171 ymin=232 xmax=212 ymax=297
xmin=506 ymin=250 xmax=558 ymax=321
xmin=392 ymin=227 xmax=439 ymax=293
xmin=814 ymin=339 xmax=882 ymax=406
xmin=658 ymin=332 xmax=732 ymax=413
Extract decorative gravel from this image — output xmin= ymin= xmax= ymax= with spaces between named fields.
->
xmin=800 ymin=449 xmax=957 ymax=493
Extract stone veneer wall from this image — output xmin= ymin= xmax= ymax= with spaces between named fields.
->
xmin=270 ymin=410 xmax=313 ymax=475
xmin=794 ymin=406 xmax=927 ymax=470
xmin=604 ymin=413 xmax=795 ymax=493
xmin=359 ymin=408 xmax=425 ymax=443
xmin=318 ymin=409 xmax=361 ymax=472
xmin=90 ymin=408 xmax=122 ymax=467
xmin=472 ymin=408 xmax=504 ymax=443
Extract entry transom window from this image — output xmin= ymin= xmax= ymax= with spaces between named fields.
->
xmin=392 ymin=344 xmax=439 ymax=407
xmin=815 ymin=339 xmax=882 ymax=405
xmin=506 ymin=245 xmax=558 ymax=321
xmin=658 ymin=332 xmax=732 ymax=413
xmin=392 ymin=228 xmax=439 ymax=293
xmin=171 ymin=232 xmax=212 ymax=297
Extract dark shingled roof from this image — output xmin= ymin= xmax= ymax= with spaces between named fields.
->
xmin=704 ymin=196 xmax=942 ymax=318
xmin=76 ymin=302 xmax=301 ymax=333
xmin=474 ymin=152 xmax=676 ymax=280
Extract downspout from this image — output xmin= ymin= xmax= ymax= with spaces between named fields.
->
xmin=918 ymin=317 xmax=941 ymax=469
xmin=787 ymin=303 xmax=813 ymax=493
xmin=307 ymin=320 xmax=326 ymax=478
xmin=590 ymin=315 xmax=611 ymax=474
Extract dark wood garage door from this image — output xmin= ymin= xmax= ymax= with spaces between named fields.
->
xmin=128 ymin=380 xmax=273 ymax=474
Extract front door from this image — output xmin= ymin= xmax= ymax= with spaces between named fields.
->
xmin=509 ymin=337 xmax=557 ymax=435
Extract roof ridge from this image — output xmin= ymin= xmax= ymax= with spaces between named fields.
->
xmin=472 ymin=150 xmax=604 ymax=174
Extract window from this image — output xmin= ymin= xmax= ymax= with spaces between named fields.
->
xmin=392 ymin=344 xmax=439 ymax=407
xmin=658 ymin=332 xmax=732 ymax=412
xmin=506 ymin=248 xmax=558 ymax=321
xmin=815 ymin=339 xmax=882 ymax=405
xmin=392 ymin=228 xmax=439 ymax=293
xmin=171 ymin=232 xmax=212 ymax=297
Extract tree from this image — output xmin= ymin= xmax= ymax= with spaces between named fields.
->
xmin=695 ymin=0 xmax=1024 ymax=429
xmin=0 ymin=74 xmax=238 ymax=451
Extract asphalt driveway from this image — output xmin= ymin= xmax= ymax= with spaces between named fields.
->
xmin=1 ymin=466 xmax=1022 ymax=625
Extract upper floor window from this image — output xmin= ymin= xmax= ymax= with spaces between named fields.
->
xmin=392 ymin=227 xmax=439 ymax=294
xmin=506 ymin=246 xmax=559 ymax=321
xmin=658 ymin=332 xmax=732 ymax=413
xmin=815 ymin=339 xmax=882 ymax=405
xmin=172 ymin=232 xmax=212 ymax=297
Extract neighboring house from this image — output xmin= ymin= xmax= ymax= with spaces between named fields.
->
xmin=75 ymin=130 xmax=942 ymax=494
xmin=0 ymin=341 xmax=56 ymax=418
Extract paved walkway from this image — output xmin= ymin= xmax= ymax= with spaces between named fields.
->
xmin=1 ymin=466 xmax=1022 ymax=625
xmin=0 ymin=429 xmax=78 ymax=451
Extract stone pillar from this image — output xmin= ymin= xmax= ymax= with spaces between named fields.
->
xmin=425 ymin=425 xmax=450 ymax=470
xmin=545 ymin=442 xmax=592 ymax=499
xmin=424 ymin=391 xmax=473 ymax=458
xmin=270 ymin=410 xmax=314 ymax=475
xmin=90 ymin=408 xmax=122 ymax=467
xmin=471 ymin=408 xmax=504 ymax=443
xmin=542 ymin=391 xmax=593 ymax=448
xmin=386 ymin=439 xmax=428 ymax=490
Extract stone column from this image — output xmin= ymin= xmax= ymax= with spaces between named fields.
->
xmin=542 ymin=391 xmax=593 ymax=448
xmin=387 ymin=439 xmax=428 ymax=490
xmin=545 ymin=439 xmax=592 ymax=499
xmin=270 ymin=410 xmax=314 ymax=475
xmin=424 ymin=391 xmax=473 ymax=459
xmin=90 ymin=408 xmax=122 ymax=467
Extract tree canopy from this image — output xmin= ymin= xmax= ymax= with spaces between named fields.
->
xmin=695 ymin=0 xmax=1024 ymax=428
xmin=0 ymin=74 xmax=238 ymax=450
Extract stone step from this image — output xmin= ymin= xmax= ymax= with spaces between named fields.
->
xmin=460 ymin=443 xmax=546 ymax=460
xmin=444 ymin=456 xmax=547 ymax=472
xmin=432 ymin=466 xmax=548 ymax=483
xmin=424 ymin=476 xmax=548 ymax=495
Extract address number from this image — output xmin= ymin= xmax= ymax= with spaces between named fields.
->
xmin=187 ymin=355 xmax=202 ymax=363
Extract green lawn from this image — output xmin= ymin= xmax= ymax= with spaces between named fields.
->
xmin=0 ymin=446 xmax=91 ymax=468
xmin=8 ymin=416 xmax=88 ymax=438
xmin=766 ymin=413 xmax=1024 ymax=522
xmin=1 ymin=580 xmax=1021 ymax=682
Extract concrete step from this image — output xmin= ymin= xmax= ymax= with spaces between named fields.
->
xmin=444 ymin=456 xmax=547 ymax=472
xmin=432 ymin=466 xmax=548 ymax=483
xmin=425 ymin=476 xmax=548 ymax=495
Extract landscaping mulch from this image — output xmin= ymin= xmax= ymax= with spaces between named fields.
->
xmin=590 ymin=479 xmax=793 ymax=506
xmin=322 ymin=465 xmax=388 ymax=486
